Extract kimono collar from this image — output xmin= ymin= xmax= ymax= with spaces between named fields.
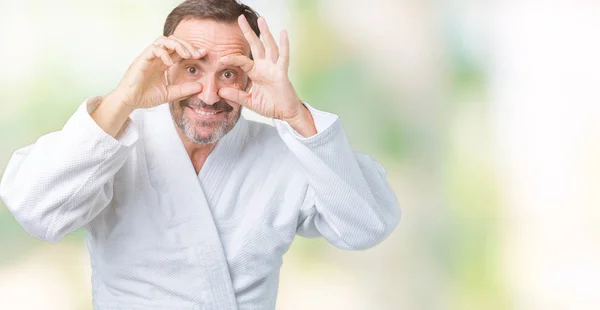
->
xmin=143 ymin=103 xmax=249 ymax=205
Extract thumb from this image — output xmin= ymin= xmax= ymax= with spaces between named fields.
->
xmin=166 ymin=82 xmax=202 ymax=102
xmin=218 ymin=87 xmax=251 ymax=107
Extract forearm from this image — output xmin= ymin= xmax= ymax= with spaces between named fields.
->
xmin=284 ymin=104 xmax=318 ymax=138
xmin=91 ymin=91 xmax=135 ymax=138
xmin=275 ymin=108 xmax=400 ymax=249
xmin=301 ymin=125 xmax=399 ymax=249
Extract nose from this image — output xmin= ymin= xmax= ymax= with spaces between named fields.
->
xmin=196 ymin=75 xmax=221 ymax=105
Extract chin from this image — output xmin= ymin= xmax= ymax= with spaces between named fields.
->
xmin=184 ymin=122 xmax=228 ymax=145
xmin=172 ymin=104 xmax=241 ymax=145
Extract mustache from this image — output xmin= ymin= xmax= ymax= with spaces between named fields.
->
xmin=179 ymin=97 xmax=233 ymax=112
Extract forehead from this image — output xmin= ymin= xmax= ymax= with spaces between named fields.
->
xmin=173 ymin=18 xmax=250 ymax=59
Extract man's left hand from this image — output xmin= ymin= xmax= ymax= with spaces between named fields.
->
xmin=218 ymin=15 xmax=317 ymax=137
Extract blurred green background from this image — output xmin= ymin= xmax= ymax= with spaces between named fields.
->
xmin=1 ymin=1 xmax=600 ymax=309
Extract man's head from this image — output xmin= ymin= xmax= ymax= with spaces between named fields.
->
xmin=164 ymin=0 xmax=260 ymax=144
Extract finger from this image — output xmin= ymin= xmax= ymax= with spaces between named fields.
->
xmin=277 ymin=30 xmax=290 ymax=72
xmin=220 ymin=54 xmax=255 ymax=73
xmin=150 ymin=46 xmax=176 ymax=66
xmin=257 ymin=17 xmax=279 ymax=62
xmin=238 ymin=14 xmax=265 ymax=59
xmin=168 ymin=35 xmax=205 ymax=58
xmin=153 ymin=36 xmax=192 ymax=60
xmin=166 ymin=82 xmax=203 ymax=102
xmin=218 ymin=87 xmax=251 ymax=107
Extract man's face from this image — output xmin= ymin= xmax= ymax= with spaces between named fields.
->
xmin=168 ymin=18 xmax=250 ymax=145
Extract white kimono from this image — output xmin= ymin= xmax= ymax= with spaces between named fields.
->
xmin=0 ymin=96 xmax=400 ymax=309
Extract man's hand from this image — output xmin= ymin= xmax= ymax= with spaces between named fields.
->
xmin=113 ymin=36 xmax=207 ymax=110
xmin=218 ymin=15 xmax=317 ymax=137
xmin=92 ymin=36 xmax=206 ymax=137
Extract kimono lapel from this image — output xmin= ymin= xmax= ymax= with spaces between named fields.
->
xmin=141 ymin=104 xmax=238 ymax=309
xmin=198 ymin=113 xmax=248 ymax=209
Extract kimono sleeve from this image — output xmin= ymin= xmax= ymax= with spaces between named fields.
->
xmin=273 ymin=103 xmax=401 ymax=250
xmin=0 ymin=96 xmax=138 ymax=243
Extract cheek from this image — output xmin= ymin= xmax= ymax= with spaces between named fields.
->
xmin=224 ymin=100 xmax=242 ymax=113
xmin=224 ymin=103 xmax=241 ymax=118
xmin=227 ymin=73 xmax=249 ymax=89
xmin=173 ymin=104 xmax=186 ymax=120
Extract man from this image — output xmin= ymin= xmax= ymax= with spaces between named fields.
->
xmin=0 ymin=0 xmax=400 ymax=309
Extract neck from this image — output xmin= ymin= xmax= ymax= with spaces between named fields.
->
xmin=175 ymin=127 xmax=217 ymax=175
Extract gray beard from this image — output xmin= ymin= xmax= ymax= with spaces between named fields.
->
xmin=170 ymin=103 xmax=241 ymax=145
xmin=179 ymin=116 xmax=232 ymax=145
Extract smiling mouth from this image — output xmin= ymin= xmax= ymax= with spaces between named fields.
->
xmin=187 ymin=106 xmax=225 ymax=118
xmin=195 ymin=109 xmax=220 ymax=116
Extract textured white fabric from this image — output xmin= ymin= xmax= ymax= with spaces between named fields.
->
xmin=0 ymin=97 xmax=401 ymax=309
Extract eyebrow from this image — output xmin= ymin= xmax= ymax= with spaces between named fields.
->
xmin=181 ymin=58 xmax=208 ymax=65
xmin=181 ymin=59 xmax=243 ymax=72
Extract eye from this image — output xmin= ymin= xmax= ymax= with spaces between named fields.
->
xmin=186 ymin=66 xmax=199 ymax=75
xmin=222 ymin=70 xmax=236 ymax=80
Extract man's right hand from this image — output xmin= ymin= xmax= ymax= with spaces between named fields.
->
xmin=114 ymin=35 xmax=206 ymax=110
xmin=91 ymin=36 xmax=206 ymax=137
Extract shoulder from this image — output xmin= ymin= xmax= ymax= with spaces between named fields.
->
xmin=129 ymin=104 xmax=158 ymax=125
xmin=243 ymin=118 xmax=288 ymax=154
xmin=239 ymin=118 xmax=307 ymax=182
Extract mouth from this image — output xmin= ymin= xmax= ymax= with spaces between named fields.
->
xmin=186 ymin=106 xmax=225 ymax=120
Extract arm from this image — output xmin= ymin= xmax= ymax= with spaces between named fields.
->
xmin=217 ymin=16 xmax=400 ymax=249
xmin=0 ymin=96 xmax=138 ymax=243
xmin=274 ymin=104 xmax=401 ymax=250
xmin=0 ymin=35 xmax=207 ymax=243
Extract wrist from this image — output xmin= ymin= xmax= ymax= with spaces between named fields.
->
xmin=90 ymin=91 xmax=135 ymax=138
xmin=105 ymin=90 xmax=137 ymax=115
xmin=284 ymin=103 xmax=317 ymax=138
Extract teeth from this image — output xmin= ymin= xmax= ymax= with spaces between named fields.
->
xmin=194 ymin=109 xmax=219 ymax=116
